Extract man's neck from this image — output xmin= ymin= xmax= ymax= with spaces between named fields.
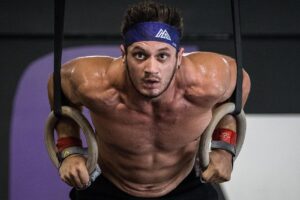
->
xmin=122 ymin=75 xmax=177 ymax=115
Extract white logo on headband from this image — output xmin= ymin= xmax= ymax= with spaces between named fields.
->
xmin=155 ymin=29 xmax=171 ymax=41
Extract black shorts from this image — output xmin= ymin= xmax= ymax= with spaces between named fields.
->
xmin=70 ymin=170 xmax=219 ymax=200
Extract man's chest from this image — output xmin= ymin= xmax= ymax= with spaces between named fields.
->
xmin=90 ymin=101 xmax=212 ymax=151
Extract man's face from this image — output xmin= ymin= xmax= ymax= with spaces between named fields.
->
xmin=123 ymin=41 xmax=182 ymax=98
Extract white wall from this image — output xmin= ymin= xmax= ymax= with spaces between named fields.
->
xmin=222 ymin=115 xmax=300 ymax=200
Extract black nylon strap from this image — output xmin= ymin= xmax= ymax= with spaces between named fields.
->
xmin=52 ymin=1 xmax=243 ymax=116
xmin=231 ymin=0 xmax=243 ymax=115
xmin=53 ymin=0 xmax=65 ymax=118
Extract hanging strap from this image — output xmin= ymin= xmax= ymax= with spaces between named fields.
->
xmin=53 ymin=0 xmax=66 ymax=118
xmin=231 ymin=0 xmax=243 ymax=115
xmin=52 ymin=0 xmax=243 ymax=116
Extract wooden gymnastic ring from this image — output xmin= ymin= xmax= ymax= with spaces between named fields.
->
xmin=44 ymin=106 xmax=98 ymax=174
xmin=199 ymin=102 xmax=246 ymax=169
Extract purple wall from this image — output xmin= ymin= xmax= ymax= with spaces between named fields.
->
xmin=9 ymin=45 xmax=197 ymax=199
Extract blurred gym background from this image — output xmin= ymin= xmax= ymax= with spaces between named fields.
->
xmin=1 ymin=0 xmax=299 ymax=199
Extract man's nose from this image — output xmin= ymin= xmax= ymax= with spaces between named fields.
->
xmin=144 ymin=57 xmax=159 ymax=74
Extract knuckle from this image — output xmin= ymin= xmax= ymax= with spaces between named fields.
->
xmin=59 ymin=174 xmax=64 ymax=180
xmin=218 ymin=171 xmax=231 ymax=182
xmin=218 ymin=171 xmax=226 ymax=178
xmin=224 ymin=174 xmax=231 ymax=181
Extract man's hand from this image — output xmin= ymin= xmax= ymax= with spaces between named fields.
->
xmin=59 ymin=155 xmax=90 ymax=189
xmin=201 ymin=149 xmax=233 ymax=183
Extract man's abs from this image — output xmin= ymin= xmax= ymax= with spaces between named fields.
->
xmin=89 ymin=106 xmax=211 ymax=197
xmin=98 ymin=138 xmax=199 ymax=197
xmin=76 ymin=73 xmax=213 ymax=197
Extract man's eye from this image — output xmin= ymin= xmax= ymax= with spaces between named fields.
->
xmin=134 ymin=52 xmax=146 ymax=60
xmin=158 ymin=53 xmax=169 ymax=60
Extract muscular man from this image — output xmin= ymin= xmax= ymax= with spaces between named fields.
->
xmin=48 ymin=1 xmax=250 ymax=199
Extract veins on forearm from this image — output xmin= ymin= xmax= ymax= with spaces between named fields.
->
xmin=55 ymin=117 xmax=80 ymax=138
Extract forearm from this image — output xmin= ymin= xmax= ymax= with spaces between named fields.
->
xmin=55 ymin=117 xmax=80 ymax=138
xmin=47 ymin=74 xmax=81 ymax=139
xmin=211 ymin=108 xmax=238 ymax=157
xmin=216 ymin=114 xmax=236 ymax=131
xmin=202 ymin=113 xmax=236 ymax=182
xmin=212 ymin=68 xmax=250 ymax=153
xmin=213 ymin=115 xmax=236 ymax=158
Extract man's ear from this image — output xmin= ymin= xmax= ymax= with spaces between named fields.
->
xmin=120 ymin=44 xmax=126 ymax=58
xmin=177 ymin=47 xmax=185 ymax=67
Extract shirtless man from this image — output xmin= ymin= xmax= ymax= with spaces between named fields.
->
xmin=47 ymin=1 xmax=250 ymax=199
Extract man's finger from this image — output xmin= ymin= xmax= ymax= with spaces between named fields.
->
xmin=77 ymin=167 xmax=90 ymax=187
xmin=201 ymin=165 xmax=215 ymax=182
xmin=63 ymin=175 xmax=76 ymax=187
xmin=71 ymin=172 xmax=85 ymax=189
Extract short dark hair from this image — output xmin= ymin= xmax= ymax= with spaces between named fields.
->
xmin=121 ymin=1 xmax=183 ymax=39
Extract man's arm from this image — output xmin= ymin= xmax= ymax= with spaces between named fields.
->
xmin=47 ymin=56 xmax=115 ymax=188
xmin=47 ymin=71 xmax=82 ymax=138
xmin=47 ymin=58 xmax=92 ymax=189
xmin=201 ymin=55 xmax=251 ymax=182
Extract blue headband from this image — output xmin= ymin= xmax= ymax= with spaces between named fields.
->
xmin=124 ymin=21 xmax=181 ymax=50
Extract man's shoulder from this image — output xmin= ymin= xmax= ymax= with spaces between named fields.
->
xmin=180 ymin=51 xmax=236 ymax=106
xmin=59 ymin=56 xmax=124 ymax=104
xmin=182 ymin=51 xmax=235 ymax=80
xmin=61 ymin=56 xmax=122 ymax=79
xmin=61 ymin=56 xmax=123 ymax=89
xmin=62 ymin=56 xmax=119 ymax=72
xmin=183 ymin=51 xmax=234 ymax=67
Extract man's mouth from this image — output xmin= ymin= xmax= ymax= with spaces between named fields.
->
xmin=142 ymin=78 xmax=160 ymax=88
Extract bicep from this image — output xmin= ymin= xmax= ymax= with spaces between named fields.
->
xmin=184 ymin=53 xmax=234 ymax=105
xmin=218 ymin=56 xmax=251 ymax=107
xmin=47 ymin=59 xmax=83 ymax=109
xmin=47 ymin=74 xmax=55 ymax=109
xmin=217 ymin=56 xmax=236 ymax=103
xmin=241 ymin=69 xmax=251 ymax=107
xmin=60 ymin=62 xmax=83 ymax=106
